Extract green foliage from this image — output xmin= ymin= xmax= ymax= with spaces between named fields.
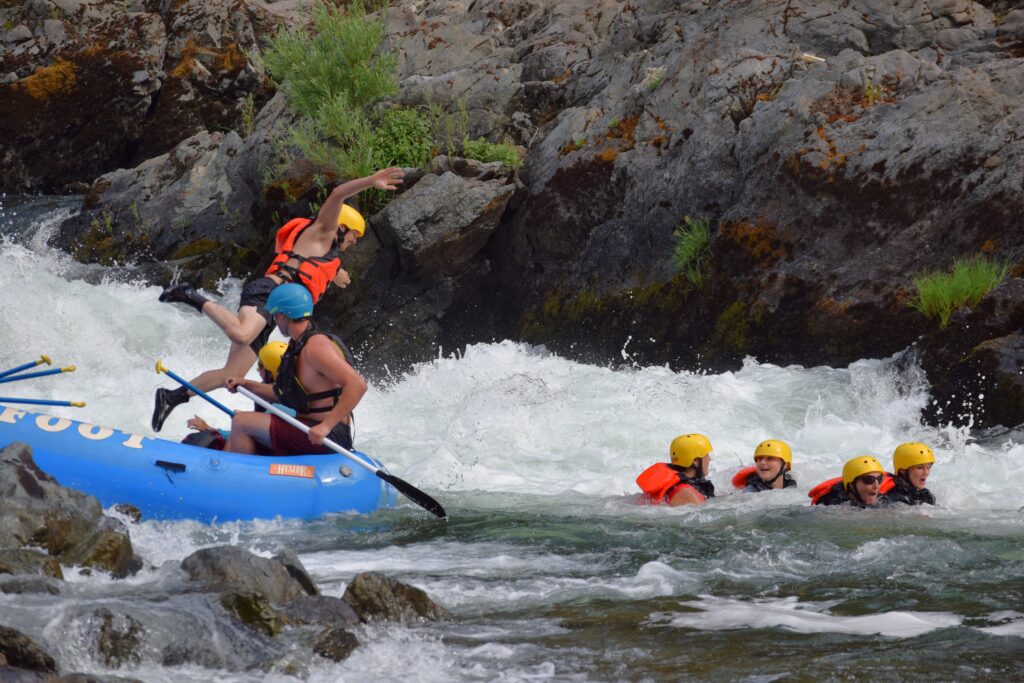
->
xmin=240 ymin=93 xmax=256 ymax=137
xmin=863 ymin=82 xmax=884 ymax=105
xmin=264 ymin=0 xmax=396 ymax=116
xmin=462 ymin=137 xmax=522 ymax=173
xmin=375 ymin=106 xmax=434 ymax=168
xmin=673 ymin=215 xmax=712 ymax=287
xmin=910 ymin=255 xmax=1012 ymax=327
xmin=643 ymin=66 xmax=666 ymax=91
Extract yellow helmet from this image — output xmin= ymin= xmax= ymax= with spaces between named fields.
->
xmin=842 ymin=455 xmax=884 ymax=488
xmin=893 ymin=442 xmax=935 ymax=473
xmin=670 ymin=434 xmax=713 ymax=468
xmin=338 ymin=203 xmax=366 ymax=236
xmin=754 ymin=439 xmax=792 ymax=469
xmin=257 ymin=341 xmax=288 ymax=380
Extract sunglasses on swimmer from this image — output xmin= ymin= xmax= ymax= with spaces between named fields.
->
xmin=858 ymin=474 xmax=885 ymax=485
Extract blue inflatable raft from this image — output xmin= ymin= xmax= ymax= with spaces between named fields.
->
xmin=0 ymin=405 xmax=398 ymax=522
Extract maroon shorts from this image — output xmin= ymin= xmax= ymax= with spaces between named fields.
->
xmin=268 ymin=415 xmax=353 ymax=455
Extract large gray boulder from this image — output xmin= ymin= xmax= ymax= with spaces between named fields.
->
xmin=180 ymin=546 xmax=315 ymax=605
xmin=0 ymin=443 xmax=102 ymax=558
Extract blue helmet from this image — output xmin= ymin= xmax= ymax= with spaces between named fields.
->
xmin=265 ymin=283 xmax=313 ymax=320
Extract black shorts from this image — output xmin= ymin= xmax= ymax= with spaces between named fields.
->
xmin=240 ymin=277 xmax=277 ymax=354
xmin=239 ymin=276 xmax=277 ymax=314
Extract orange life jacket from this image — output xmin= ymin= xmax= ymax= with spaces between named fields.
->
xmin=732 ymin=466 xmax=757 ymax=489
xmin=880 ymin=472 xmax=896 ymax=494
xmin=636 ymin=463 xmax=703 ymax=504
xmin=265 ymin=218 xmax=342 ymax=304
xmin=808 ymin=476 xmax=843 ymax=504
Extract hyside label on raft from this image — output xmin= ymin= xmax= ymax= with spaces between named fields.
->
xmin=269 ymin=463 xmax=316 ymax=479
xmin=0 ymin=406 xmax=150 ymax=449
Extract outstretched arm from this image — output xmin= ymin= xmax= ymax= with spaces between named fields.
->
xmin=313 ymin=168 xmax=405 ymax=235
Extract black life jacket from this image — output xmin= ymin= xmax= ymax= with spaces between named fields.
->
xmin=274 ymin=325 xmax=355 ymax=414
xmin=742 ymin=471 xmax=797 ymax=492
xmin=886 ymin=475 xmax=936 ymax=506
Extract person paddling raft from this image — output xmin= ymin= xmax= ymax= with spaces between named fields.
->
xmin=636 ymin=434 xmax=715 ymax=506
xmin=152 ymin=167 xmax=404 ymax=432
xmin=885 ymin=442 xmax=937 ymax=506
xmin=732 ymin=439 xmax=796 ymax=492
xmin=223 ymin=283 xmax=366 ymax=455
xmin=809 ymin=455 xmax=890 ymax=508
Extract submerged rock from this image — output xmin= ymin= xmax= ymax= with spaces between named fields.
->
xmin=312 ymin=627 xmax=359 ymax=662
xmin=0 ymin=549 xmax=63 ymax=580
xmin=342 ymin=571 xmax=453 ymax=624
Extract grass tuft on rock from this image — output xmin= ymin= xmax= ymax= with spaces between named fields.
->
xmin=462 ymin=137 xmax=522 ymax=173
xmin=673 ymin=215 xmax=712 ymax=287
xmin=910 ymin=254 xmax=1011 ymax=327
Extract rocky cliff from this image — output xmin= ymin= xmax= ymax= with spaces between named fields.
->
xmin=2 ymin=0 xmax=1022 ymax=428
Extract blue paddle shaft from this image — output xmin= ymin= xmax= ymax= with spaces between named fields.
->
xmin=0 ymin=359 xmax=45 ymax=380
xmin=0 ymin=367 xmax=66 ymax=384
xmin=0 ymin=397 xmax=80 ymax=407
xmin=162 ymin=367 xmax=235 ymax=418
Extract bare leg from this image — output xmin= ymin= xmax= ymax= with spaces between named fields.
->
xmin=225 ymin=412 xmax=273 ymax=453
xmin=201 ymin=304 xmax=268 ymax=346
xmin=188 ymin=341 xmax=259 ymax=393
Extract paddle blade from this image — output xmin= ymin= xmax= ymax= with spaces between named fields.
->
xmin=376 ymin=470 xmax=447 ymax=519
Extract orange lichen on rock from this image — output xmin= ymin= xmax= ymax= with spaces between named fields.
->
xmin=597 ymin=147 xmax=618 ymax=163
xmin=173 ymin=40 xmax=249 ymax=80
xmin=17 ymin=58 xmax=77 ymax=99
xmin=815 ymin=126 xmax=847 ymax=171
xmin=721 ymin=221 xmax=788 ymax=266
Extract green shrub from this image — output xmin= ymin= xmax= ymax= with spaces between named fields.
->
xmin=462 ymin=137 xmax=522 ymax=173
xmin=264 ymin=1 xmax=396 ymax=116
xmin=264 ymin=0 xmax=405 ymax=210
xmin=910 ymin=255 xmax=1012 ymax=327
xmin=673 ymin=215 xmax=712 ymax=287
xmin=374 ymin=107 xmax=434 ymax=168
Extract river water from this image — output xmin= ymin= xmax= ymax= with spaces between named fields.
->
xmin=1 ymin=195 xmax=1022 ymax=681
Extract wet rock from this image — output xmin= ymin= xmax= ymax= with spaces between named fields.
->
xmin=279 ymin=595 xmax=360 ymax=629
xmin=312 ymin=627 xmax=359 ymax=662
xmin=0 ymin=625 xmax=56 ymax=673
xmin=919 ymin=278 xmax=1024 ymax=427
xmin=93 ymin=608 xmax=144 ymax=669
xmin=0 ymin=549 xmax=63 ymax=580
xmin=219 ymin=592 xmax=281 ymax=638
xmin=53 ymin=130 xmax=254 ymax=271
xmin=62 ymin=530 xmax=142 ymax=579
xmin=0 ymin=575 xmax=61 ymax=596
xmin=111 ymin=505 xmax=141 ymax=524
xmin=272 ymin=549 xmax=318 ymax=597
xmin=0 ymin=443 xmax=102 ymax=557
xmin=180 ymin=546 xmax=312 ymax=605
xmin=342 ymin=572 xmax=453 ymax=624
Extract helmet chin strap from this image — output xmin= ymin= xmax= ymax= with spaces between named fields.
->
xmin=762 ymin=465 xmax=786 ymax=487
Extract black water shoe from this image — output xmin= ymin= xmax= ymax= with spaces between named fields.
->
xmin=159 ymin=284 xmax=210 ymax=313
xmin=152 ymin=386 xmax=189 ymax=432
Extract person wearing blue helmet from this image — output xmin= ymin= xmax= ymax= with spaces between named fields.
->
xmin=222 ymin=283 xmax=366 ymax=455
xmin=151 ymin=166 xmax=403 ymax=433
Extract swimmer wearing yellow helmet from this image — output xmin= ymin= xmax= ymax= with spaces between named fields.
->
xmin=636 ymin=434 xmax=715 ymax=506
